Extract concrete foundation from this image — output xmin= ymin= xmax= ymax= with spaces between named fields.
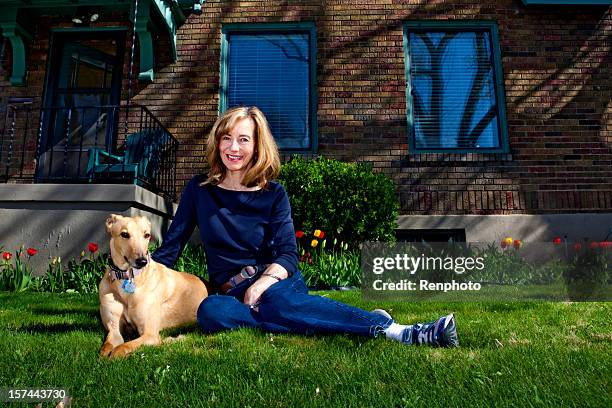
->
xmin=0 ymin=184 xmax=178 ymax=275
xmin=398 ymin=213 xmax=612 ymax=243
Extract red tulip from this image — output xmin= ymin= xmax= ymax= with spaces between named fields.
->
xmin=599 ymin=241 xmax=612 ymax=249
xmin=513 ymin=240 xmax=522 ymax=249
xmin=552 ymin=237 xmax=562 ymax=245
xmin=295 ymin=231 xmax=304 ymax=239
xmin=589 ymin=241 xmax=599 ymax=249
xmin=88 ymin=242 xmax=99 ymax=253
xmin=2 ymin=252 xmax=11 ymax=261
xmin=573 ymin=243 xmax=582 ymax=251
xmin=26 ymin=248 xmax=37 ymax=256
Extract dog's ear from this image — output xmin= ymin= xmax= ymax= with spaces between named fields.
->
xmin=105 ymin=214 xmax=120 ymax=234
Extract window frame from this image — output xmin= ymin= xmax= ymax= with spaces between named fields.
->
xmin=403 ymin=20 xmax=510 ymax=154
xmin=219 ymin=22 xmax=318 ymax=153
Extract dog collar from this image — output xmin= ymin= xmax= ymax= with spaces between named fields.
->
xmin=108 ymin=254 xmax=149 ymax=281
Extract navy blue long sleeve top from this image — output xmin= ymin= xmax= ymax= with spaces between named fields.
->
xmin=152 ymin=175 xmax=299 ymax=287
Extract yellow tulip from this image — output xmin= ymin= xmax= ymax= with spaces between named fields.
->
xmin=311 ymin=239 xmax=319 ymax=248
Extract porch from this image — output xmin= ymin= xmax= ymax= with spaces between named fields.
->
xmin=0 ymin=0 xmax=200 ymax=268
xmin=0 ymin=101 xmax=179 ymax=200
xmin=0 ymin=100 xmax=183 ymax=271
xmin=0 ymin=0 xmax=207 ymax=199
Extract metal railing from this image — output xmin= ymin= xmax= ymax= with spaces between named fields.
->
xmin=0 ymin=98 xmax=37 ymax=182
xmin=0 ymin=102 xmax=178 ymax=200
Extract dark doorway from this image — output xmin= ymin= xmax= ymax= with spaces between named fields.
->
xmin=37 ymin=30 xmax=125 ymax=181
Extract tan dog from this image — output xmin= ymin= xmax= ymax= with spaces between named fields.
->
xmin=99 ymin=214 xmax=208 ymax=358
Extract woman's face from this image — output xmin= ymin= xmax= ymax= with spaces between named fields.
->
xmin=218 ymin=117 xmax=256 ymax=174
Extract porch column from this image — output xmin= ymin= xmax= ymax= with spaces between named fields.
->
xmin=0 ymin=8 xmax=33 ymax=87
xmin=134 ymin=0 xmax=155 ymax=81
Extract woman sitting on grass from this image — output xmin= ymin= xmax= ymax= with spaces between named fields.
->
xmin=152 ymin=106 xmax=458 ymax=347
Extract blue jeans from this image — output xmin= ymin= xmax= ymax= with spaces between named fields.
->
xmin=197 ymin=270 xmax=392 ymax=337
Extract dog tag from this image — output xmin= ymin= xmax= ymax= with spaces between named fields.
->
xmin=122 ymin=279 xmax=136 ymax=294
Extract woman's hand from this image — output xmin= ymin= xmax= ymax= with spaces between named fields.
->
xmin=243 ymin=275 xmax=276 ymax=308
xmin=243 ymin=263 xmax=288 ymax=309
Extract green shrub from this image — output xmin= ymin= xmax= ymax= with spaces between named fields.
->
xmin=278 ymin=156 xmax=399 ymax=249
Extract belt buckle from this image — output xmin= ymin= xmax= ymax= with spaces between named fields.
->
xmin=240 ymin=266 xmax=256 ymax=279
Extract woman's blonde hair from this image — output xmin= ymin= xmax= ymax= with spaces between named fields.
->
xmin=202 ymin=106 xmax=280 ymax=189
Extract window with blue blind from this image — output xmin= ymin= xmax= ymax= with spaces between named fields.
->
xmin=221 ymin=23 xmax=317 ymax=151
xmin=403 ymin=22 xmax=509 ymax=153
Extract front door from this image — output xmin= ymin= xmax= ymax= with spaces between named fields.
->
xmin=37 ymin=30 xmax=125 ymax=181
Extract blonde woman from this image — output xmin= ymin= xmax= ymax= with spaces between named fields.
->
xmin=152 ymin=106 xmax=458 ymax=347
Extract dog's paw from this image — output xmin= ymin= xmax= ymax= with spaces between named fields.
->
xmin=109 ymin=344 xmax=133 ymax=359
xmin=99 ymin=343 xmax=114 ymax=358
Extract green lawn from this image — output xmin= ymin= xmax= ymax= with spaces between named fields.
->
xmin=0 ymin=292 xmax=610 ymax=407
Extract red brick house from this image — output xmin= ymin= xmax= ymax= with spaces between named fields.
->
xmin=0 ymin=0 xmax=611 ymax=264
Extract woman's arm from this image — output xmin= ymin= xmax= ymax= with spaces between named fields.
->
xmin=151 ymin=177 xmax=199 ymax=268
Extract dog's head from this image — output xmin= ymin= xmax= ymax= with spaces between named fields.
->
xmin=106 ymin=214 xmax=152 ymax=270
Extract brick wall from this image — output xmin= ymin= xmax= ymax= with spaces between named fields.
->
xmin=1 ymin=0 xmax=611 ymax=216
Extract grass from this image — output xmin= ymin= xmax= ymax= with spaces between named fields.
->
xmin=0 ymin=292 xmax=610 ymax=407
